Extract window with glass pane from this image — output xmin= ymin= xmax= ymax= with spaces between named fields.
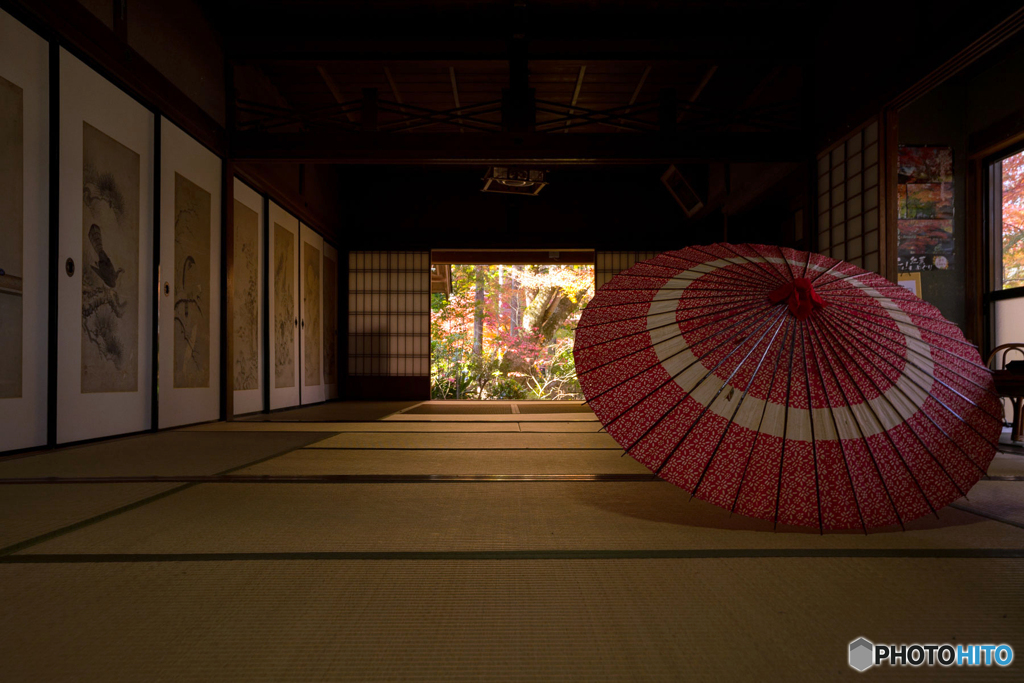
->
xmin=996 ymin=149 xmax=1024 ymax=290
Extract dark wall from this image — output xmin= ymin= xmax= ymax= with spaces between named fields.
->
xmin=898 ymin=33 xmax=1024 ymax=335
xmin=899 ymin=81 xmax=968 ymax=329
xmin=814 ymin=0 xmax=1024 ymax=151
xmin=337 ymin=165 xmax=796 ymax=253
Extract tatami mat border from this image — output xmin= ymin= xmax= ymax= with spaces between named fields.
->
xmin=5 ymin=548 xmax=1024 ymax=562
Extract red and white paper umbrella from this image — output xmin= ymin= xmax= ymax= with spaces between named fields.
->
xmin=574 ymin=244 xmax=1003 ymax=531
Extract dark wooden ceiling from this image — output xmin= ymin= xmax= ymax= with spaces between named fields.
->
xmin=222 ymin=0 xmax=811 ymax=141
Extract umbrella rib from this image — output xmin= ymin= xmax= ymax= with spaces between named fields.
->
xmin=575 ymin=305 xmax=764 ymax=358
xmin=822 ymin=294 xmax=973 ymax=334
xmin=583 ymin=290 xmax=762 ymax=312
xmin=576 ymin=301 xmax=769 ymax=378
xmin=647 ymin=309 xmax=791 ymax=474
xmin=657 ymin=247 xmax=786 ymax=289
xmin=812 ymin=316 xmax=941 ymax=519
xmin=575 ymin=299 xmax=766 ymax=350
xmin=613 ymin=262 xmax=778 ymax=291
xmin=816 ymin=313 xmax=991 ymax=476
xmin=576 ymin=297 xmax=767 ymax=333
xmin=583 ymin=303 xmax=779 ymax=409
xmin=690 ymin=311 xmax=791 ymax=499
xmin=812 ymin=271 xmax=873 ymax=290
xmin=803 ymin=316 xmax=906 ymax=529
xmin=825 ymin=299 xmax=982 ymax=353
xmin=606 ymin=319 xmax=783 ymax=466
xmin=730 ymin=319 xmax=797 ymax=518
xmin=802 ymin=319 xmax=869 ymax=533
xmin=817 ymin=312 xmax=1001 ymax=462
xmin=771 ymin=319 xmax=800 ymax=529
xmin=814 ymin=315 xmax=971 ymax=499
xmin=798 ymin=321 xmax=825 ymax=533
xmin=826 ymin=309 xmax=1001 ymax=401
xmin=824 ymin=310 xmax=1004 ymax=423
xmin=777 ymin=243 xmax=799 ymax=282
xmin=716 ymin=243 xmax=793 ymax=288
xmin=685 ymin=244 xmax=788 ymax=289
xmin=808 ymin=260 xmax=843 ymax=285
xmin=609 ymin=268 xmax=763 ymax=291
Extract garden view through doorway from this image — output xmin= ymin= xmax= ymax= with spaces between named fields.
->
xmin=430 ymin=264 xmax=595 ymax=399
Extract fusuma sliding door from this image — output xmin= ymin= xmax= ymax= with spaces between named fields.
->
xmin=233 ymin=179 xmax=264 ymax=415
xmin=268 ymin=201 xmax=299 ymax=410
xmin=299 ymin=223 xmax=324 ymax=405
xmin=56 ymin=49 xmax=155 ymax=444
xmin=323 ymin=242 xmax=339 ymax=400
xmin=157 ymin=117 xmax=221 ymax=428
xmin=0 ymin=10 xmax=48 ymax=452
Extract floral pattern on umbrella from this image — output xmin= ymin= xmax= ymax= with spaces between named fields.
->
xmin=575 ymin=243 xmax=1002 ymax=531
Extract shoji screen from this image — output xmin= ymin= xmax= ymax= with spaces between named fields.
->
xmin=347 ymin=251 xmax=429 ymax=377
xmin=595 ymin=251 xmax=657 ymax=288
xmin=816 ymin=120 xmax=883 ymax=273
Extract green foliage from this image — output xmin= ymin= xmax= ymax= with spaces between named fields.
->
xmin=430 ymin=264 xmax=594 ymax=400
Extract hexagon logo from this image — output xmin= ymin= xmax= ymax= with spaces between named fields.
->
xmin=849 ymin=638 xmax=874 ymax=672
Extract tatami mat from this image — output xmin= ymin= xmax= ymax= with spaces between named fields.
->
xmin=0 ymin=483 xmax=177 ymax=549
xmin=518 ymin=403 xmax=594 ymax=414
xmin=0 ymin=432 xmax=330 ymax=478
xmin=955 ymin=481 xmax=1024 ymax=527
xmin=1 ymin=558 xmax=1021 ymax=682
xmin=385 ymin=413 xmax=599 ymax=422
xmin=987 ymin=452 xmax=1024 ymax=477
xmin=404 ymin=402 xmax=514 ymax=414
xmin=19 ymin=481 xmax=1024 ymax=556
xmin=236 ymin=449 xmax=649 ymax=476
xmin=237 ymin=401 xmax=420 ymax=422
xmin=308 ymin=432 xmax=620 ymax=450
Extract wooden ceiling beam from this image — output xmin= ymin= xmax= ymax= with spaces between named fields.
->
xmin=449 ymin=67 xmax=464 ymax=132
xmin=316 ymin=66 xmax=358 ymax=123
xmin=564 ymin=66 xmax=587 ymax=132
xmin=231 ymin=130 xmax=806 ymax=165
xmin=226 ymin=39 xmax=803 ymax=64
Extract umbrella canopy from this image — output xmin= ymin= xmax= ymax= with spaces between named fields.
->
xmin=575 ymin=243 xmax=1003 ymax=531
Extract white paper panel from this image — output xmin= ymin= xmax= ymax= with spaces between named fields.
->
xmin=299 ymin=223 xmax=324 ymax=405
xmin=158 ymin=117 xmax=221 ymax=428
xmin=268 ymin=201 xmax=299 ymax=409
xmin=57 ymin=49 xmax=155 ymax=444
xmin=232 ymin=179 xmax=264 ymax=415
xmin=0 ymin=10 xmax=48 ymax=452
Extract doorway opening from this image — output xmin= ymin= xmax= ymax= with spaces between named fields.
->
xmin=429 ymin=252 xmax=595 ymax=400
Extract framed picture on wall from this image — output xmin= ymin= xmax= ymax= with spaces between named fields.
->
xmin=897 ymin=145 xmax=954 ymax=272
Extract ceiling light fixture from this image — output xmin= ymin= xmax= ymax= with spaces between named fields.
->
xmin=482 ymin=167 xmax=548 ymax=195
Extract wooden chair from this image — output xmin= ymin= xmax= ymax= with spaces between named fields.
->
xmin=987 ymin=343 xmax=1024 ymax=443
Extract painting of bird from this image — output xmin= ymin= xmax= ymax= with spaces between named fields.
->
xmin=88 ymin=223 xmax=124 ymax=289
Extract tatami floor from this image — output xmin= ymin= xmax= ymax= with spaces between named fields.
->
xmin=1 ymin=401 xmax=1023 ymax=681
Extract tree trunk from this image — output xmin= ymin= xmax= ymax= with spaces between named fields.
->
xmin=473 ymin=266 xmax=485 ymax=359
